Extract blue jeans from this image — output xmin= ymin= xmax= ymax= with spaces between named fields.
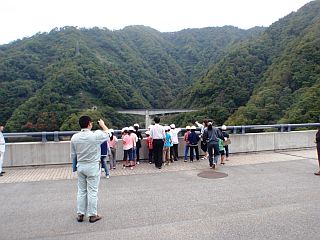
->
xmin=77 ymin=163 xmax=101 ymax=216
xmin=101 ymin=156 xmax=109 ymax=176
xmin=184 ymin=145 xmax=189 ymax=160
xmin=207 ymin=143 xmax=220 ymax=166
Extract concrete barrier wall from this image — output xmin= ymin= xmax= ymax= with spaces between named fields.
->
xmin=3 ymin=130 xmax=317 ymax=167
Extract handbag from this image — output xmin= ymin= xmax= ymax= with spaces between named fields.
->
xmin=223 ymin=139 xmax=231 ymax=146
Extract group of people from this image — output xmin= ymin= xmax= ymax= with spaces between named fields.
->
xmin=143 ymin=116 xmax=231 ymax=170
xmin=120 ymin=124 xmax=143 ymax=170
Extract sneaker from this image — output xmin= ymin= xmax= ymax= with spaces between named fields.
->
xmin=212 ymin=163 xmax=216 ymax=169
xmin=106 ymin=175 xmax=110 ymax=179
xmin=184 ymin=160 xmax=188 ymax=162
xmin=149 ymin=161 xmax=152 ymax=164
xmin=130 ymin=167 xmax=134 ymax=170
xmin=137 ymin=161 xmax=140 ymax=165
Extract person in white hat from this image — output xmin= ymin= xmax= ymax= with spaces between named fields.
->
xmin=170 ymin=123 xmax=181 ymax=162
xmin=221 ymin=125 xmax=230 ymax=161
xmin=145 ymin=130 xmax=153 ymax=164
xmin=195 ymin=119 xmax=209 ymax=160
xmin=128 ymin=126 xmax=137 ymax=169
xmin=122 ymin=127 xmax=134 ymax=169
xmin=163 ymin=126 xmax=172 ymax=166
xmin=183 ymin=126 xmax=191 ymax=162
xmin=108 ymin=129 xmax=118 ymax=170
xmin=203 ymin=121 xmax=224 ymax=169
xmin=133 ymin=123 xmax=143 ymax=165
xmin=188 ymin=126 xmax=200 ymax=162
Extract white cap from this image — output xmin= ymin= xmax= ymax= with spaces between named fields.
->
xmin=108 ymin=129 xmax=114 ymax=133
xmin=186 ymin=126 xmax=191 ymax=130
xmin=164 ymin=126 xmax=170 ymax=131
xmin=145 ymin=131 xmax=151 ymax=135
xmin=221 ymin=125 xmax=227 ymax=130
xmin=170 ymin=124 xmax=175 ymax=129
xmin=121 ymin=127 xmax=127 ymax=133
xmin=134 ymin=123 xmax=139 ymax=127
xmin=128 ymin=126 xmax=135 ymax=131
xmin=190 ymin=126 xmax=196 ymax=130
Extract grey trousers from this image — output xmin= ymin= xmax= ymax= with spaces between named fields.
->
xmin=77 ymin=164 xmax=101 ymax=216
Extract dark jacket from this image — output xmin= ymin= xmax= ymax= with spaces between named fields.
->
xmin=188 ymin=131 xmax=200 ymax=146
xmin=100 ymin=140 xmax=108 ymax=156
xmin=135 ymin=130 xmax=143 ymax=148
xmin=203 ymin=127 xmax=224 ymax=144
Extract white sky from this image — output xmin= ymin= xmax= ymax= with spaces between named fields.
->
xmin=0 ymin=0 xmax=313 ymax=44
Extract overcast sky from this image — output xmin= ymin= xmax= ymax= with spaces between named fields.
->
xmin=0 ymin=0 xmax=313 ymax=45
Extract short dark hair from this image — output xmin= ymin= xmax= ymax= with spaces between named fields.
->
xmin=79 ymin=115 xmax=92 ymax=128
xmin=154 ymin=116 xmax=160 ymax=123
xmin=0 ymin=122 xmax=3 ymax=127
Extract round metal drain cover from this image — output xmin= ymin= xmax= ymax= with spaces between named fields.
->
xmin=197 ymin=171 xmax=228 ymax=179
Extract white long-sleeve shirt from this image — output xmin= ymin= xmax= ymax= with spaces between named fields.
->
xmin=0 ymin=132 xmax=5 ymax=152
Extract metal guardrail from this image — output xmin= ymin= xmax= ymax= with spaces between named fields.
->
xmin=3 ymin=123 xmax=320 ymax=142
xmin=228 ymin=123 xmax=320 ymax=134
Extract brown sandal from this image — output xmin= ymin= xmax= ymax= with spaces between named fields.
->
xmin=89 ymin=214 xmax=102 ymax=223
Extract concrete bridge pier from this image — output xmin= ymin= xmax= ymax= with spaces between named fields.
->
xmin=145 ymin=110 xmax=152 ymax=128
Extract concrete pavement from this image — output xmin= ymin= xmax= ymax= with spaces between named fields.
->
xmin=0 ymin=149 xmax=319 ymax=240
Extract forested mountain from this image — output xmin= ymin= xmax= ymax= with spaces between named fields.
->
xmin=0 ymin=24 xmax=260 ymax=131
xmin=0 ymin=0 xmax=319 ymax=132
xmin=173 ymin=0 xmax=320 ymax=126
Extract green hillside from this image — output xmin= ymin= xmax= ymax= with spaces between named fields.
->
xmin=0 ymin=25 xmax=259 ymax=131
xmin=174 ymin=0 xmax=320 ymax=126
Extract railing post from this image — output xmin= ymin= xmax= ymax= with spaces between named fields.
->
xmin=233 ymin=126 xmax=237 ymax=134
xmin=280 ymin=124 xmax=284 ymax=132
xmin=54 ymin=131 xmax=59 ymax=142
xmin=241 ymin=126 xmax=245 ymax=134
xmin=41 ymin=132 xmax=47 ymax=142
xmin=288 ymin=124 xmax=291 ymax=132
